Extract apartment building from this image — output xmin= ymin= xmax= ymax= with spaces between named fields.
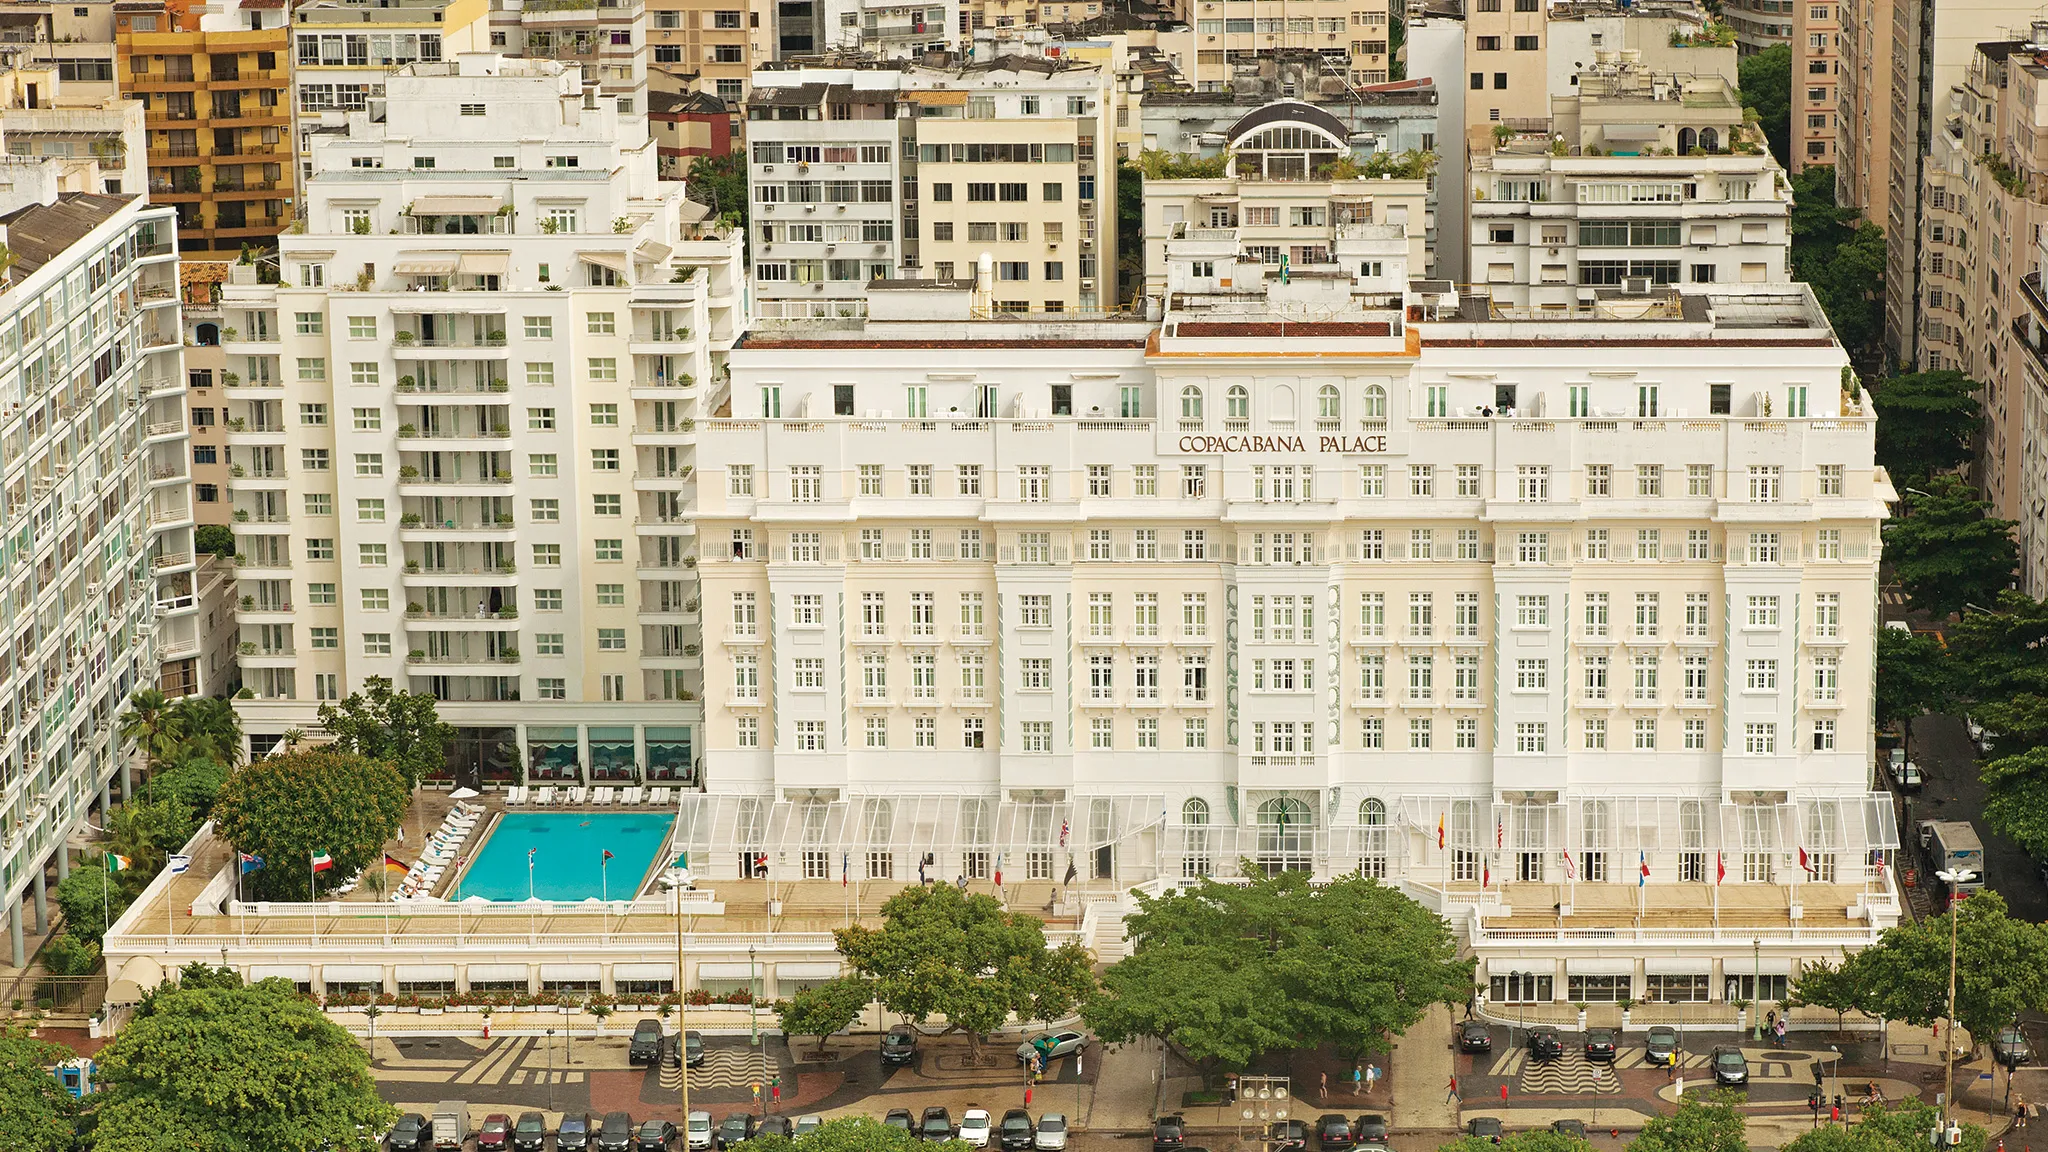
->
xmin=1829 ymin=0 xmax=1891 ymax=215
xmin=645 ymin=0 xmax=750 ymax=106
xmin=689 ymin=264 xmax=1898 ymax=987
xmin=1168 ymin=0 xmax=1390 ymax=89
xmin=1920 ymin=38 xmax=2048 ymax=594
xmin=487 ymin=0 xmax=650 ymax=113
xmin=0 ymin=62 xmax=144 ymax=195
xmin=2014 ymin=230 xmax=2048 ymax=597
xmin=1790 ymin=0 xmax=1839 ymax=172
xmin=222 ymin=54 xmax=745 ymax=784
xmin=115 ymin=0 xmax=291 ymax=255
xmin=1719 ymin=0 xmax=1791 ymax=56
xmin=1470 ymin=64 xmax=1789 ymax=308
xmin=747 ymin=57 xmax=1125 ymax=319
xmin=1139 ymin=65 xmax=1439 ymax=156
xmin=0 ymin=192 xmax=192 ymax=966
xmin=968 ymin=0 xmax=1103 ymax=42
xmin=0 ymin=0 xmax=120 ymax=101
xmin=287 ymin=0 xmax=490 ymax=185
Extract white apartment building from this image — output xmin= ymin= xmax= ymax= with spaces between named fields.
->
xmin=1470 ymin=62 xmax=1789 ymax=308
xmin=288 ymin=0 xmax=490 ymax=185
xmin=688 ymin=265 xmax=1901 ymax=990
xmin=747 ymin=58 xmax=1125 ymax=320
xmin=0 ymin=192 xmax=192 ymax=966
xmin=223 ymin=54 xmax=745 ymax=785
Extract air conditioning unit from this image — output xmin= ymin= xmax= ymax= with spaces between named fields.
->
xmin=1081 ymin=237 xmax=1094 ymax=248
xmin=1622 ymin=276 xmax=1651 ymax=293
xmin=1080 ymin=277 xmax=1096 ymax=289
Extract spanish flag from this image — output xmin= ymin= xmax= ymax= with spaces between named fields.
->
xmin=384 ymin=854 xmax=412 ymax=874
xmin=1437 ymin=814 xmax=1446 ymax=849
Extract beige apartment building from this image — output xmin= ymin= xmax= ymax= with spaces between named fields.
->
xmin=647 ymin=0 xmax=751 ymax=105
xmin=1172 ymin=0 xmax=1392 ymax=89
xmin=1790 ymin=0 xmax=1838 ymax=173
xmin=1830 ymin=0 xmax=1890 ymax=214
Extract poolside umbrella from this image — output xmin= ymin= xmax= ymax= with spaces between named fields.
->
xmin=450 ymin=787 xmax=480 ymax=800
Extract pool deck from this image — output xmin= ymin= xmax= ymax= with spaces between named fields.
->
xmin=446 ymin=810 xmax=677 ymax=904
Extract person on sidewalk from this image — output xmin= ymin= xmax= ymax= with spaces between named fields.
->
xmin=2015 ymin=1090 xmax=2029 ymax=1129
xmin=1319 ymin=1071 xmax=1328 ymax=1101
xmin=1447 ymin=1075 xmax=1459 ymax=1106
xmin=1775 ymin=1017 xmax=1788 ymax=1047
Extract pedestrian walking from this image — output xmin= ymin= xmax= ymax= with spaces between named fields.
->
xmin=1447 ymin=1075 xmax=1459 ymax=1105
xmin=2016 ymin=1090 xmax=2029 ymax=1128
xmin=771 ymin=1075 xmax=782 ymax=1108
xmin=1775 ymin=1017 xmax=1787 ymax=1047
xmin=1351 ymin=1065 xmax=1362 ymax=1097
xmin=1319 ymin=1071 xmax=1328 ymax=1100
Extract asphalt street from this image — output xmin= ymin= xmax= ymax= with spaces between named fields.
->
xmin=1902 ymin=715 xmax=2048 ymax=923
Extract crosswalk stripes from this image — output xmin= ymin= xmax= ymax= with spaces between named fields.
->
xmin=1488 ymin=1049 xmax=1527 ymax=1079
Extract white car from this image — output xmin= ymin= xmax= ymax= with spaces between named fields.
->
xmin=686 ymin=1111 xmax=714 ymax=1151
xmin=959 ymin=1109 xmax=993 ymax=1148
xmin=1033 ymin=1114 xmax=1067 ymax=1152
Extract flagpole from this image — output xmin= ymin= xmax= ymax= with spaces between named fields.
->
xmin=309 ymin=850 xmax=317 ymax=941
xmin=602 ymin=851 xmax=609 ymax=946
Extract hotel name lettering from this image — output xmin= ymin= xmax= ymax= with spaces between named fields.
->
xmin=1176 ymin=433 xmax=1390 ymax=454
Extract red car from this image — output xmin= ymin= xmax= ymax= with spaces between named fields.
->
xmin=478 ymin=1114 xmax=512 ymax=1150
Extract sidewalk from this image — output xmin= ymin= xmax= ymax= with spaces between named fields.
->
xmin=1390 ymin=1003 xmax=1457 ymax=1132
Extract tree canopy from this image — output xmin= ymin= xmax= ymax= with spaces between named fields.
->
xmin=1737 ymin=44 xmax=1791 ymax=167
xmin=194 ymin=523 xmax=235 ymax=558
xmin=1438 ymin=1133 xmax=1589 ymax=1152
xmin=1788 ymin=166 xmax=1885 ymax=359
xmin=1870 ymin=370 xmax=1983 ymax=488
xmin=1625 ymin=1092 xmax=1748 ymax=1152
xmin=1873 ymin=626 xmax=1954 ymax=730
xmin=55 ymin=862 xmax=123 ymax=946
xmin=833 ymin=884 xmax=1096 ymax=1061
xmin=1882 ymin=476 xmax=2017 ymax=621
xmin=1780 ymin=1100 xmax=1984 ymax=1152
xmin=1085 ymin=867 xmax=1470 ymax=1069
xmin=1791 ymin=890 xmax=2048 ymax=1047
xmin=0 ymin=1027 xmax=79 ymax=1151
xmin=211 ymin=748 xmax=409 ymax=900
xmin=121 ymin=691 xmax=243 ymax=771
xmin=92 ymin=978 xmax=395 ymax=1152
xmin=748 ymin=1117 xmax=966 ymax=1152
xmin=686 ymin=152 xmax=748 ymax=231
xmin=315 ymin=676 xmax=453 ymax=791
xmin=778 ymin=977 xmax=874 ymax=1056
xmin=1941 ymin=591 xmax=2048 ymax=853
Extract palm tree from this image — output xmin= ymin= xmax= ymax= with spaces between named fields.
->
xmin=168 ymin=696 xmax=243 ymax=765
xmin=118 ymin=689 xmax=183 ymax=769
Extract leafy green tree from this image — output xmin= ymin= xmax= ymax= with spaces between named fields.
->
xmin=1981 ymin=746 xmax=2048 ymax=858
xmin=1116 ymin=159 xmax=1142 ymax=304
xmin=1085 ymin=867 xmax=1470 ymax=1070
xmin=316 ymin=676 xmax=454 ymax=791
xmin=211 ymin=749 xmax=409 ymax=900
xmin=1785 ymin=956 xmax=1869 ymax=1029
xmin=55 ymin=862 xmax=124 ymax=945
xmin=93 ymin=978 xmax=395 ymax=1152
xmin=1438 ymin=1134 xmax=1588 ymax=1152
xmin=1873 ymin=626 xmax=1953 ymax=730
xmin=1794 ymin=891 xmax=2048 ymax=1051
xmin=138 ymin=757 xmax=230 ymax=824
xmin=1788 ymin=166 xmax=1885 ymax=358
xmin=777 ymin=977 xmax=874 ymax=1056
xmin=1626 ymin=1092 xmax=1748 ymax=1152
xmin=0 ymin=1027 xmax=78 ymax=1151
xmin=118 ymin=688 xmax=180 ymax=769
xmin=1883 ymin=477 xmax=2017 ymax=620
xmin=686 ymin=152 xmax=748 ymax=233
xmin=1945 ymin=592 xmax=2048 ymax=738
xmin=1781 ymin=1100 xmax=1984 ymax=1152
xmin=833 ymin=884 xmax=1097 ymax=1062
xmin=107 ymin=796 xmax=197 ymax=886
xmin=1870 ymin=371 xmax=1983 ymax=488
xmin=1738 ymin=44 xmax=1791 ymax=166
xmin=748 ymin=1117 xmax=964 ymax=1152
xmin=194 ymin=523 xmax=235 ymax=558
xmin=166 ymin=695 xmax=243 ymax=766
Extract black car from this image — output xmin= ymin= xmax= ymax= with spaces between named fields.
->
xmin=1643 ymin=1026 xmax=1679 ymax=1067
xmin=1467 ymin=1117 xmax=1502 ymax=1141
xmin=1457 ymin=1019 xmax=1492 ymax=1053
xmin=1314 ymin=1114 xmax=1353 ymax=1150
xmin=1268 ymin=1120 xmax=1310 ymax=1152
xmin=629 ymin=1019 xmax=666 ymax=1065
xmin=512 ymin=1112 xmax=550 ymax=1152
xmin=1353 ymin=1115 xmax=1388 ymax=1145
xmin=1583 ymin=1028 xmax=1617 ymax=1062
xmin=685 ymin=1031 xmax=705 ymax=1068
xmin=636 ymin=1120 xmax=679 ymax=1152
xmin=388 ymin=1114 xmax=431 ymax=1152
xmin=921 ymin=1108 xmax=954 ymax=1142
xmin=1151 ymin=1115 xmax=1184 ymax=1152
xmin=1526 ymin=1026 xmax=1564 ymax=1060
xmin=1994 ymin=1027 xmax=2034 ymax=1068
xmin=884 ymin=1111 xmax=917 ymax=1136
xmin=715 ymin=1114 xmax=757 ymax=1149
xmin=882 ymin=1027 xmax=919 ymax=1065
xmin=559 ymin=1115 xmax=597 ymax=1152
xmin=599 ymin=1112 xmax=637 ymax=1152
xmin=1711 ymin=1046 xmax=1749 ymax=1086
xmin=758 ymin=1119 xmax=794 ymax=1140
xmin=1001 ymin=1110 xmax=1036 ymax=1151
xmin=1551 ymin=1119 xmax=1587 ymax=1139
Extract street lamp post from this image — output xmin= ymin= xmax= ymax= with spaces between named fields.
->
xmin=1509 ymin=971 xmax=1526 ymax=1052
xmin=1752 ymin=939 xmax=1762 ymax=1041
xmin=1935 ymin=868 xmax=1976 ymax=1130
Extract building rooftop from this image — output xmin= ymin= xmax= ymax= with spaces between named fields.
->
xmin=0 ymin=190 xmax=130 ymax=280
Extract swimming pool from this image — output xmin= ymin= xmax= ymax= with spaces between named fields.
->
xmin=454 ymin=812 xmax=676 ymax=901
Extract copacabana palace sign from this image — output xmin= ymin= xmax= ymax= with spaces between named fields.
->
xmin=1174 ymin=433 xmax=1391 ymax=454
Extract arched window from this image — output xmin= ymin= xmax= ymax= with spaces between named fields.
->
xmin=1360 ymin=798 xmax=1386 ymax=825
xmin=1255 ymin=796 xmax=1314 ymax=875
xmin=863 ymin=798 xmax=894 ymax=879
xmin=1362 ymin=383 xmax=1387 ymax=419
xmin=194 ymin=322 xmax=220 ymax=347
xmin=1357 ymin=798 xmax=1387 ymax=879
xmin=1317 ymin=383 xmax=1341 ymax=422
xmin=1180 ymin=797 xmax=1213 ymax=878
xmin=1180 ymin=385 xmax=1204 ymax=421
xmin=1227 ymin=384 xmax=1250 ymax=421
xmin=1698 ymin=127 xmax=1720 ymax=154
xmin=1677 ymin=127 xmax=1697 ymax=156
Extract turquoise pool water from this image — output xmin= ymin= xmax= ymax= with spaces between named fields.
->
xmin=454 ymin=812 xmax=675 ymax=901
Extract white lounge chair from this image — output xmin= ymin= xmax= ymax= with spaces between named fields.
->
xmin=592 ymin=786 xmax=615 ymax=806
xmin=648 ymin=786 xmax=672 ymax=806
xmin=505 ymin=787 xmax=527 ymax=806
xmin=567 ymin=786 xmax=589 ymax=805
xmin=535 ymin=786 xmax=556 ymax=806
xmin=620 ymin=786 xmax=644 ymax=805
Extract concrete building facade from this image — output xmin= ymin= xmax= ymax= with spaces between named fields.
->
xmin=1790 ymin=0 xmax=1840 ymax=173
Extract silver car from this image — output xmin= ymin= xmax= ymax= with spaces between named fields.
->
xmin=1016 ymin=1031 xmax=1088 ymax=1064
xmin=685 ymin=1113 xmax=714 ymax=1152
xmin=1033 ymin=1114 xmax=1068 ymax=1152
xmin=958 ymin=1110 xmax=992 ymax=1148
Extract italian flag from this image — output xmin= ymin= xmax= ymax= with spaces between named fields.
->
xmin=310 ymin=851 xmax=334 ymax=873
xmin=105 ymin=853 xmax=130 ymax=872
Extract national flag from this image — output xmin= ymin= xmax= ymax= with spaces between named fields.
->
xmin=918 ymin=857 xmax=928 ymax=885
xmin=311 ymin=851 xmax=334 ymax=873
xmin=167 ymin=854 xmax=192 ymax=874
xmin=671 ymin=851 xmax=688 ymax=870
xmin=1437 ymin=813 xmax=1446 ymax=849
xmin=602 ymin=849 xmax=615 ymax=864
xmin=384 ymin=853 xmax=411 ymax=874
xmin=1495 ymin=819 xmax=1504 ymax=849
xmin=528 ymin=847 xmax=537 ymax=865
xmin=1872 ymin=850 xmax=1887 ymax=879
xmin=1798 ymin=846 xmax=1812 ymax=875
xmin=1561 ymin=849 xmax=1576 ymax=881
xmin=105 ymin=853 xmax=130 ymax=872
xmin=754 ymin=852 xmax=769 ymax=878
xmin=1637 ymin=850 xmax=1649 ymax=887
xmin=1058 ymin=819 xmax=1070 ymax=848
xmin=842 ymin=852 xmax=850 ymax=888
xmin=994 ymin=853 xmax=1004 ymax=887
xmin=1716 ymin=851 xmax=1726 ymax=885
xmin=239 ymin=852 xmax=264 ymax=874
xmin=1482 ymin=857 xmax=1491 ymax=887
xmin=1063 ymin=859 xmax=1078 ymax=885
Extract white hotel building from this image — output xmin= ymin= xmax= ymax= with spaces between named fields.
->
xmin=223 ymin=54 xmax=746 ymax=782
xmin=690 ymin=274 xmax=1901 ymax=996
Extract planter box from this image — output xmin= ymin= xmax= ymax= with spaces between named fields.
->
xmin=421 ymin=1007 xmax=445 ymax=1016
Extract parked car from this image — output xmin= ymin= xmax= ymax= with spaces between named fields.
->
xmin=882 ymin=1028 xmax=919 ymax=1065
xmin=1583 ymin=1028 xmax=1617 ymax=1062
xmin=1711 ymin=1046 xmax=1749 ymax=1086
xmin=715 ymin=1114 xmax=757 ymax=1149
xmin=1150 ymin=1115 xmax=1184 ymax=1152
xmin=1643 ymin=1026 xmax=1679 ymax=1067
xmin=598 ymin=1112 xmax=637 ymax=1152
xmin=1033 ymin=1113 xmax=1068 ymax=1152
xmin=478 ymin=1114 xmax=512 ymax=1150
xmin=630 ymin=1019 xmax=667 ymax=1066
xmin=1526 ymin=1026 xmax=1564 ymax=1060
xmin=884 ymin=1111 xmax=917 ymax=1136
xmin=920 ymin=1108 xmax=955 ymax=1141
xmin=1313 ymin=1114 xmax=1354 ymax=1150
xmin=635 ymin=1120 xmax=679 ymax=1152
xmin=1000 ymin=1110 xmax=1036 ymax=1151
xmin=1268 ymin=1120 xmax=1311 ymax=1152
xmin=558 ymin=1115 xmax=596 ymax=1152
xmin=512 ymin=1112 xmax=550 ymax=1152
xmin=1551 ymin=1119 xmax=1587 ymax=1138
xmin=1352 ymin=1115 xmax=1388 ymax=1145
xmin=388 ymin=1114 xmax=431 ymax=1152
xmin=684 ymin=1031 xmax=705 ymax=1068
xmin=1017 ymin=1030 xmax=1089 ymax=1064
xmin=685 ymin=1113 xmax=713 ymax=1152
xmin=794 ymin=1117 xmax=825 ymax=1138
xmin=1994 ymin=1028 xmax=2034 ymax=1067
xmin=1457 ymin=1020 xmax=1493 ymax=1053
xmin=1467 ymin=1118 xmax=1502 ymax=1141
xmin=959 ymin=1108 xmax=993 ymax=1148
xmin=758 ymin=1118 xmax=794 ymax=1140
